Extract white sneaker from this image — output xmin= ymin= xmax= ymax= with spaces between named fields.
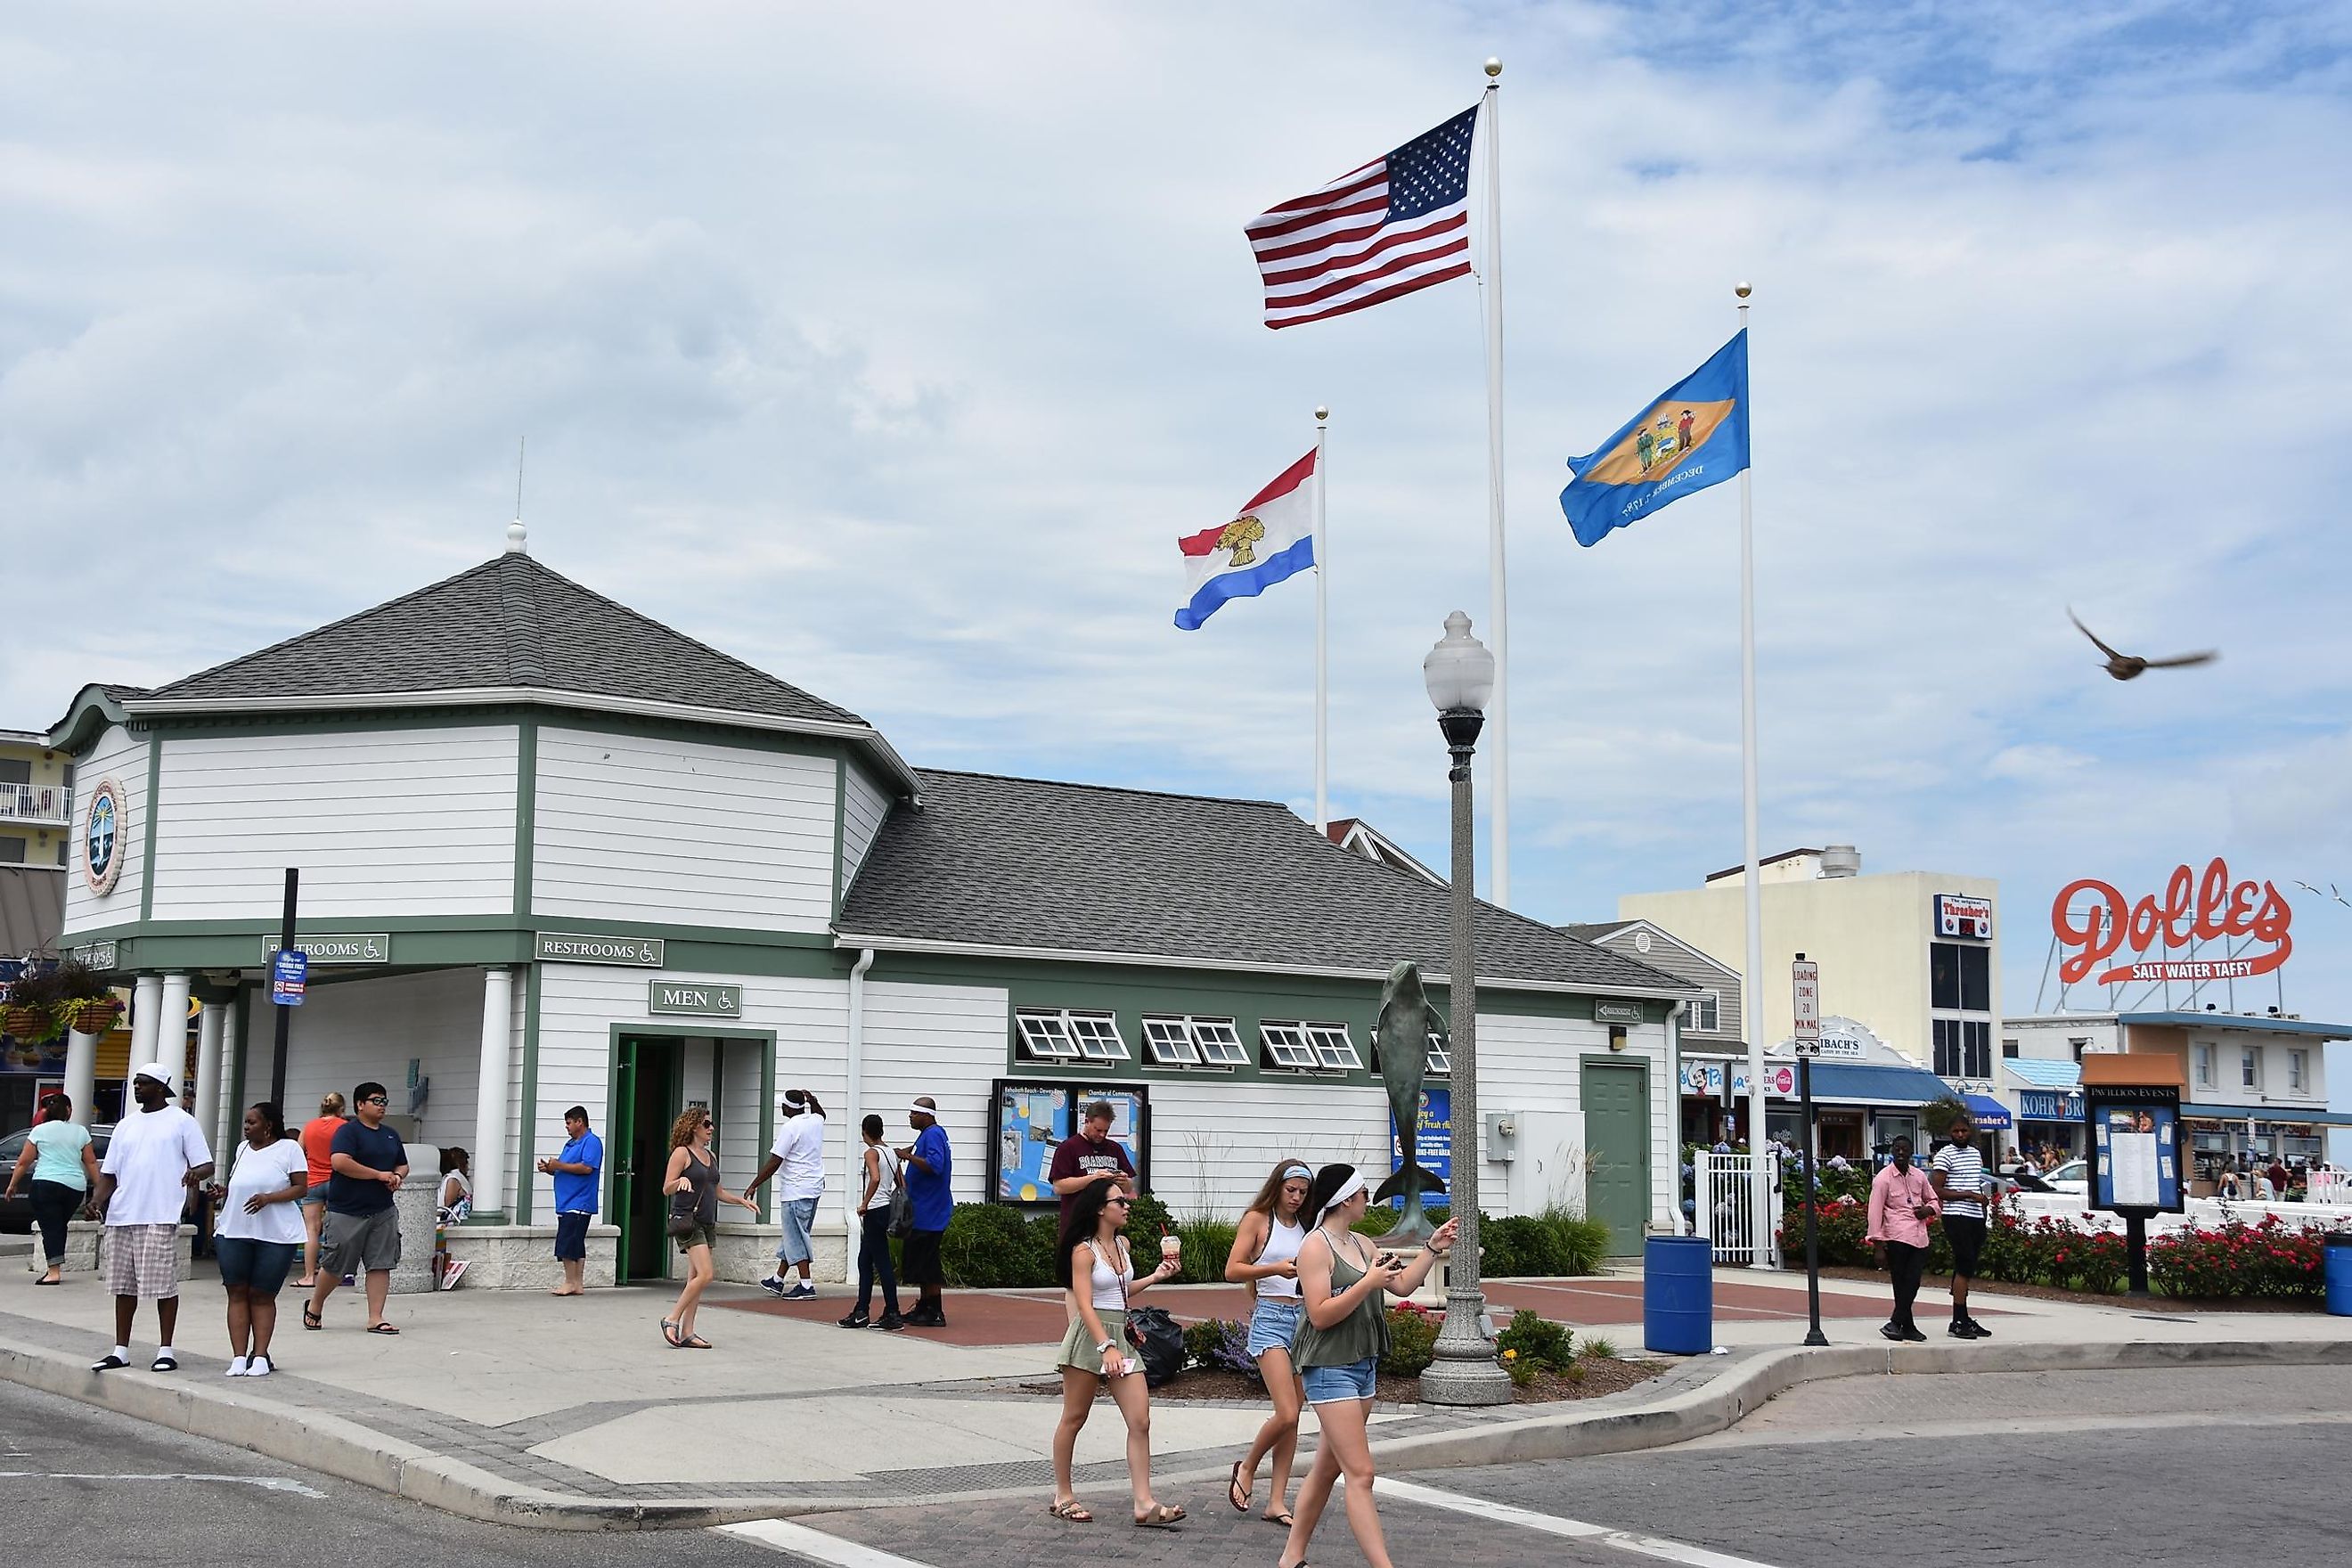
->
xmin=226 ymin=1356 xmax=249 ymax=1377
xmin=244 ymin=1355 xmax=274 ymax=1377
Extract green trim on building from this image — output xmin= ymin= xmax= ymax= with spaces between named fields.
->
xmin=77 ymin=917 xmax=845 ymax=981
xmin=137 ymin=731 xmax=163 ymax=922
xmin=830 ymin=754 xmax=847 ymax=922
xmin=512 ymin=716 xmax=538 ymax=919
xmin=142 ymin=708 xmax=534 ymax=742
xmin=516 ymin=963 xmax=543 ymax=1225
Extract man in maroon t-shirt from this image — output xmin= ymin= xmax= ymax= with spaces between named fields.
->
xmin=1048 ymin=1100 xmax=1136 ymax=1221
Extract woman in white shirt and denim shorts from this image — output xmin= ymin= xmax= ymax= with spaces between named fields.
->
xmin=1222 ymin=1159 xmax=1313 ymax=1526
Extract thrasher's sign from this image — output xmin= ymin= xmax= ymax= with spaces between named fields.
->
xmin=2051 ymin=857 xmax=2291 ymax=986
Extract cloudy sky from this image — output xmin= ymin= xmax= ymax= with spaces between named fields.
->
xmin=7 ymin=3 xmax=2350 ymax=1062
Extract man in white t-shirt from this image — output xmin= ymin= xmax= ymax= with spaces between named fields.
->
xmin=90 ymin=1062 xmax=215 ymax=1372
xmin=744 ymin=1090 xmax=827 ymax=1300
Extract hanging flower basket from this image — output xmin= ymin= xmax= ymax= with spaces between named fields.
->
xmin=2 ymin=1004 xmax=53 ymax=1041
xmin=69 ymin=997 xmax=124 ymax=1034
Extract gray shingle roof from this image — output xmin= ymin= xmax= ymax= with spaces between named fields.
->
xmin=143 ymin=553 xmax=865 ymax=729
xmin=841 ymin=770 xmax=1693 ymax=993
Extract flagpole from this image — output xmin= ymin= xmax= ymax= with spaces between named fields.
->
xmin=1314 ymin=404 xmax=1330 ymax=833
xmin=1735 ymin=281 xmax=1771 ymax=1270
xmin=1480 ymin=56 xmax=1510 ymax=908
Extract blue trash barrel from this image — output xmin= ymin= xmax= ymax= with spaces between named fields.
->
xmin=1644 ymin=1235 xmax=1713 ymax=1354
xmin=2325 ymin=1234 xmax=2352 ymax=1318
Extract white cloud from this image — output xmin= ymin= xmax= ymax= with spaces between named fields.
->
xmin=4 ymin=0 xmax=2349 ymax=1034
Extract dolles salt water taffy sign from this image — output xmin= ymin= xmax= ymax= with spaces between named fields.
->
xmin=2050 ymin=856 xmax=2292 ymax=986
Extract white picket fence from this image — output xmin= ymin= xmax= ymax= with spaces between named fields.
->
xmin=1693 ymin=1148 xmax=1782 ymax=1268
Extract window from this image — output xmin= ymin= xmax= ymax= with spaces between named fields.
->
xmin=1140 ymin=1015 xmax=1246 ymax=1070
xmin=1065 ymin=1012 xmax=1128 ymax=1062
xmin=2069 ymin=1037 xmax=2090 ymax=1063
xmin=1014 ymin=1010 xmax=1078 ymax=1060
xmin=2241 ymin=1049 xmax=2258 ymax=1090
xmin=1140 ymin=1016 xmax=1198 ymax=1066
xmin=2193 ymin=1043 xmax=2216 ymax=1088
xmin=2001 ymin=1038 xmax=2021 ymax=1059
xmin=1932 ymin=1019 xmax=1991 ymax=1079
xmin=1687 ymin=992 xmax=1720 ymax=1033
xmin=1013 ymin=1009 xmax=1129 ymax=1064
xmin=1260 ymin=1022 xmax=1319 ymax=1071
xmin=1425 ymin=1030 xmax=1451 ymax=1075
xmin=1931 ymin=943 xmax=1991 ymax=1012
xmin=1304 ymin=1022 xmax=1362 ymax=1071
xmin=2290 ymin=1049 xmax=2307 ymax=1091
xmin=1262 ymin=1020 xmax=1360 ymax=1073
xmin=0 ymin=836 xmax=23 ymax=865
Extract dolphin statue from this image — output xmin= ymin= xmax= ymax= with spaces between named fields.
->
xmin=1369 ymin=960 xmax=1449 ymax=1242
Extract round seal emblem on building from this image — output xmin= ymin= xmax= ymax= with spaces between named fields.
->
xmin=84 ymin=777 xmax=127 ymax=895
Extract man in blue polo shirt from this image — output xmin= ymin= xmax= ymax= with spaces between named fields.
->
xmin=536 ymin=1107 xmax=602 ymax=1297
xmin=894 ymin=1097 xmax=953 ymax=1327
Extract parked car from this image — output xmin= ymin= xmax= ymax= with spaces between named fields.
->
xmin=0 ymin=1124 xmax=114 ymax=1232
xmin=2043 ymin=1157 xmax=2087 ymax=1196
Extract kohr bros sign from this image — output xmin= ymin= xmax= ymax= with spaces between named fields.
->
xmin=2051 ymin=856 xmax=2292 ymax=986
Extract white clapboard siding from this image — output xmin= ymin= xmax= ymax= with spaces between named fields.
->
xmin=532 ymin=728 xmax=835 ymax=931
xmin=528 ymin=965 xmax=850 ymax=1219
xmin=61 ymin=723 xmax=150 ymax=936
xmin=860 ymin=980 xmax=1007 ymax=1207
xmin=278 ymin=968 xmax=489 ymax=1155
xmin=1140 ymin=1079 xmax=1392 ymax=1220
xmin=1476 ymin=1011 xmax=1676 ymax=1228
xmin=839 ymin=763 xmax=893 ymax=894
xmin=150 ymin=728 xmax=519 ymax=919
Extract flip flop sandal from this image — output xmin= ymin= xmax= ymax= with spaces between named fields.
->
xmin=302 ymin=1307 xmax=323 ymax=1331
xmin=365 ymin=1322 xmax=401 ymax=1335
xmin=662 ymin=1319 xmax=682 ymax=1347
xmin=1047 ymin=1499 xmax=1094 ymax=1523
xmin=1229 ymin=1461 xmax=1252 ymax=1513
xmin=683 ymin=1335 xmax=713 ymax=1349
xmin=1133 ymin=1504 xmax=1185 ymax=1528
xmin=1265 ymin=1512 xmax=1296 ymax=1527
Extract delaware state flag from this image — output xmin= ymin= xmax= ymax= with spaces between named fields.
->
xmin=1174 ymin=449 xmax=1317 ymax=631
xmin=1559 ymin=331 xmax=1750 ymax=547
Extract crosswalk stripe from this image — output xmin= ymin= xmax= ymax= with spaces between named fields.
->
xmin=714 ymin=1517 xmax=940 ymax=1568
xmin=1378 ymin=1477 xmax=1782 ymax=1568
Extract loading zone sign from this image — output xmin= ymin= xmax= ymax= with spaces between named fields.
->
xmin=271 ymin=949 xmax=308 ymax=1007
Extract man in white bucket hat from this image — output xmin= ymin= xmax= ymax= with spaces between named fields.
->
xmin=89 ymin=1061 xmax=214 ymax=1371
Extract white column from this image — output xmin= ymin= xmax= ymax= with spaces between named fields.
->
xmin=193 ymin=1001 xmax=225 ymax=1151
xmin=158 ymin=974 xmax=192 ymax=1098
xmin=215 ymin=1005 xmax=241 ymax=1156
xmin=472 ymin=967 xmax=517 ymax=1220
xmin=126 ymin=975 xmax=165 ymax=1099
xmin=64 ymin=1030 xmax=101 ymax=1125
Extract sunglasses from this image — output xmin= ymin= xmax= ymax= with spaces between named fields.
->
xmin=1106 ymin=1196 xmax=1132 ymax=1207
xmin=700 ymin=1120 xmax=715 ymax=1129
xmin=360 ymin=1096 xmax=388 ymax=1106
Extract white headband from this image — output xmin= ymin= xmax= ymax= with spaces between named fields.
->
xmin=1318 ymin=1172 xmax=1366 ymax=1221
xmin=909 ymin=1099 xmax=935 ymax=1116
xmin=1282 ymin=1164 xmax=1311 ymax=1181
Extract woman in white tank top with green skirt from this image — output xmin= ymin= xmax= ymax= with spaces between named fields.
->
xmin=1048 ymin=1178 xmax=1183 ymax=1527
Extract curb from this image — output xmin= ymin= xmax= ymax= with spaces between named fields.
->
xmin=4 ymin=1330 xmax=2348 ymax=1530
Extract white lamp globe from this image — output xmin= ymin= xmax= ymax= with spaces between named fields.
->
xmin=1422 ymin=611 xmax=1495 ymax=715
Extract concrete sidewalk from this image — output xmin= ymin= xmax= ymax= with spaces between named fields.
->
xmin=1 ymin=1258 xmax=2344 ymax=1529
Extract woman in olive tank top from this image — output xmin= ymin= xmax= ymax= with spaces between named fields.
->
xmin=1278 ymin=1164 xmax=1458 ymax=1568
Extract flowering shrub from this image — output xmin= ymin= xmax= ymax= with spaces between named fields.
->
xmin=1182 ymin=1316 xmax=1260 ymax=1376
xmin=2148 ymin=1214 xmax=2328 ymax=1301
xmin=1781 ymin=1195 xmax=2329 ymax=1300
xmin=1379 ymin=1303 xmax=1439 ymax=1377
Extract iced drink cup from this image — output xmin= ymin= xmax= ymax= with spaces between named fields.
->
xmin=1160 ymin=1234 xmax=1181 ymax=1266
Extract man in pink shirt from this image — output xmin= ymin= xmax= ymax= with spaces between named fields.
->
xmin=1866 ymin=1137 xmax=1940 ymax=1343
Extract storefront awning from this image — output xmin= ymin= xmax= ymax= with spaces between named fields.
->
xmin=2003 ymin=1058 xmax=2080 ymax=1091
xmin=1962 ymin=1093 xmax=2013 ymax=1131
xmin=1773 ymin=1060 xmax=1956 ymax=1108
xmin=2180 ymin=1102 xmax=2352 ymax=1127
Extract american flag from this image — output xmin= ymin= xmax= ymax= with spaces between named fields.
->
xmin=1247 ymin=105 xmax=1480 ymax=331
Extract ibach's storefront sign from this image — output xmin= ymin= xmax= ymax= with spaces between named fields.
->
xmin=2051 ymin=857 xmax=2291 ymax=986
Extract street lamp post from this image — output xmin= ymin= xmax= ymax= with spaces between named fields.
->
xmin=1418 ymin=611 xmax=1512 ymax=1407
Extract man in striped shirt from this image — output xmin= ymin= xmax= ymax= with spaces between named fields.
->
xmin=1930 ymin=1115 xmax=1993 ymax=1340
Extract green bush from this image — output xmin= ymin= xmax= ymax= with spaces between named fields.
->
xmin=1175 ymin=1219 xmax=1238 ymax=1284
xmin=1184 ymin=1316 xmax=1259 ymax=1375
xmin=941 ymin=1203 xmax=1051 ymax=1287
xmin=1378 ymin=1303 xmax=1438 ymax=1377
xmin=1125 ymin=1190 xmax=1176 ymax=1245
xmin=1477 ymin=1219 xmax=1523 ymax=1278
xmin=1474 ymin=1209 xmax=1606 ymax=1278
xmin=1495 ymin=1307 xmax=1574 ymax=1385
xmin=1538 ymin=1208 xmax=1612 ymax=1276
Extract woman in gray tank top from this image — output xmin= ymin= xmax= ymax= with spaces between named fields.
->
xmin=1278 ymin=1164 xmax=1457 ymax=1568
xmin=660 ymin=1107 xmax=756 ymax=1351
xmin=1223 ymin=1157 xmax=1315 ymax=1526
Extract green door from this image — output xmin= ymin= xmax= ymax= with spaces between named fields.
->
xmin=612 ymin=1036 xmax=684 ymax=1284
xmin=1581 ymin=1061 xmax=1650 ymax=1256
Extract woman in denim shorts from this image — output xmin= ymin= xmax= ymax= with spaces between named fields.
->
xmin=1222 ymin=1159 xmax=1314 ymax=1526
xmin=1278 ymin=1164 xmax=1457 ymax=1568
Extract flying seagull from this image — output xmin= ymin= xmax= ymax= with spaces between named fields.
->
xmin=2067 ymin=608 xmax=2218 ymax=681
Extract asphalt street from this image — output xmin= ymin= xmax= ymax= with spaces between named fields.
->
xmin=4 ymin=1365 xmax=2347 ymax=1566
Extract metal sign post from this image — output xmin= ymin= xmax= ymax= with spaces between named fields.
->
xmin=1791 ymin=954 xmax=1827 ymax=1346
xmin=268 ymin=868 xmax=298 ymax=1107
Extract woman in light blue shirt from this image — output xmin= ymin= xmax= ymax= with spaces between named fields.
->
xmin=4 ymin=1093 xmax=100 ymax=1283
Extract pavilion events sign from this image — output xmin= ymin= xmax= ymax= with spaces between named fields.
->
xmin=2051 ymin=857 xmax=2292 ymax=986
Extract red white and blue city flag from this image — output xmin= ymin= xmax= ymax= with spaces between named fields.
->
xmin=1173 ymin=448 xmax=1318 ymax=631
xmin=1246 ymin=105 xmax=1479 ymax=330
